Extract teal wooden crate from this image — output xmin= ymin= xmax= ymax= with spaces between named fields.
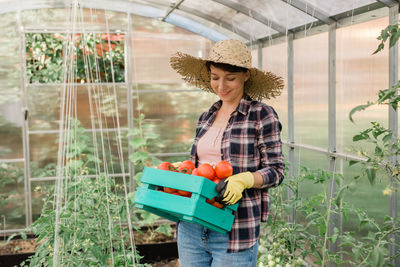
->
xmin=134 ymin=167 xmax=238 ymax=233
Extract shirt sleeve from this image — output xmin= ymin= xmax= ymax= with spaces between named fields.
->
xmin=256 ymin=105 xmax=285 ymax=188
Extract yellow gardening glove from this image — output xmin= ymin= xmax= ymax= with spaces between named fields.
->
xmin=215 ymin=172 xmax=254 ymax=205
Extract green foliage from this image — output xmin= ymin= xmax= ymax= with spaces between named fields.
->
xmin=25 ymin=33 xmax=125 ymax=83
xmin=258 ymin=166 xmax=400 ymax=266
xmin=20 ymin=175 xmax=148 ymax=266
xmin=373 ymin=24 xmax=400 ymax=55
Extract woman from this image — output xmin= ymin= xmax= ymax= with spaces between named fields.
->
xmin=170 ymin=39 xmax=285 ymax=267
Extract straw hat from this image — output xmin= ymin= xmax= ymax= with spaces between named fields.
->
xmin=170 ymin=39 xmax=284 ymax=100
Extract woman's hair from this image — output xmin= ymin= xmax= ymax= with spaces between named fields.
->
xmin=206 ymin=61 xmax=248 ymax=73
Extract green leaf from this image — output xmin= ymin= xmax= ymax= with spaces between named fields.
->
xmin=129 ymin=137 xmax=147 ymax=149
xmin=6 ymin=233 xmax=17 ymax=244
xmin=375 ymin=146 xmax=383 ymax=156
xmin=377 ymin=88 xmax=396 ymax=104
xmin=390 ymin=29 xmax=400 ymax=48
xmin=353 ymin=133 xmax=367 ymax=142
xmin=331 ymin=227 xmax=339 ymax=244
xmin=349 ymin=103 xmax=374 ymax=123
xmin=372 ymin=42 xmax=384 ymax=55
xmin=21 ymin=231 xmax=27 ymax=240
xmin=369 ymin=246 xmax=385 ymax=267
xmin=129 ymin=151 xmax=150 ymax=164
xmin=382 ymin=133 xmax=393 ymax=143
xmin=155 ymin=223 xmax=172 ymax=236
xmin=365 ymin=165 xmax=376 ymax=185
xmin=349 ymin=160 xmax=359 ymax=166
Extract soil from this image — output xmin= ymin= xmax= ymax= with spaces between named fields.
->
xmin=152 ymin=258 xmax=179 ymax=267
xmin=0 ymin=228 xmax=179 ymax=266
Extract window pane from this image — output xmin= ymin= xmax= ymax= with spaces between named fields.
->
xmin=262 ymin=42 xmax=288 ymax=141
xmin=0 ymin=162 xmax=25 ymax=230
xmin=130 ymin=27 xmax=213 ymax=84
xmin=341 ymin=158 xmax=387 ymax=235
xmin=294 ymin=32 xmax=329 ymax=148
xmin=22 ymin=8 xmax=127 ymax=31
xmin=30 ymin=130 xmax=129 ymax=177
xmin=0 ymin=96 xmax=23 ymax=159
xmin=0 ymin=12 xmax=20 ymax=95
xmin=337 ymin=17 xmax=388 ymax=155
xmin=31 ymin=181 xmax=54 ymax=222
xmin=28 ymin=85 xmax=128 ymax=131
xmin=133 ymin=89 xmax=219 ymax=153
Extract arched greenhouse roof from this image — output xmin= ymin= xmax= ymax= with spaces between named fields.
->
xmin=0 ymin=0 xmax=397 ymax=43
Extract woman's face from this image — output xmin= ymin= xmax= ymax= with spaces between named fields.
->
xmin=210 ymin=65 xmax=250 ymax=105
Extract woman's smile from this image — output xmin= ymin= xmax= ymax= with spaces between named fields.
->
xmin=210 ymin=65 xmax=249 ymax=105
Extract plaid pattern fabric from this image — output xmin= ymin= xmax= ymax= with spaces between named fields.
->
xmin=190 ymin=94 xmax=285 ymax=252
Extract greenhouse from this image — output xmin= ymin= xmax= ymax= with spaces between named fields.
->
xmin=0 ymin=0 xmax=399 ymax=266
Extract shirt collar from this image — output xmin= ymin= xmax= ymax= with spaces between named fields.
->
xmin=208 ymin=94 xmax=253 ymax=116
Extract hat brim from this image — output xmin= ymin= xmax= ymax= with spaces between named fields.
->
xmin=170 ymin=52 xmax=284 ymax=100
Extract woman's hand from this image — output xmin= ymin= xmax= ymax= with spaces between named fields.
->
xmin=215 ymin=172 xmax=254 ymax=205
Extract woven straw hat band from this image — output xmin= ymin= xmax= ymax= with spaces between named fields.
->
xmin=207 ymin=39 xmax=252 ymax=69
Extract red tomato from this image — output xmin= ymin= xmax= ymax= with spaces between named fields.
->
xmin=206 ymin=197 xmax=216 ymax=204
xmin=197 ymin=163 xmax=216 ymax=180
xmin=178 ymin=160 xmax=195 ymax=174
xmin=157 ymin=162 xmax=176 ymax=172
xmin=192 ymin=168 xmax=200 ymax=176
xmin=177 ymin=190 xmax=192 ymax=197
xmin=164 ymin=187 xmax=177 ymax=194
xmin=215 ymin=161 xmax=233 ymax=179
xmin=213 ymin=178 xmax=222 ymax=184
xmin=212 ymin=202 xmax=224 ymax=209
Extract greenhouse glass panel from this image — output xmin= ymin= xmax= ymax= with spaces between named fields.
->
xmin=294 ymin=32 xmax=328 ymax=148
xmin=21 ymin=8 xmax=128 ymax=31
xmin=30 ymin=129 xmax=129 ymax=177
xmin=0 ymin=96 xmax=23 ymax=159
xmin=304 ymin=0 xmax=377 ymax=17
xmin=180 ymin=0 xmax=278 ymax=41
xmin=261 ymin=42 xmax=288 ymax=141
xmin=133 ymin=90 xmax=219 ymax=153
xmin=337 ymin=17 xmax=388 ymax=156
xmin=0 ymin=162 xmax=25 ymax=230
xmin=296 ymin=148 xmax=330 ymax=197
xmin=0 ymin=12 xmax=20 ymax=95
xmin=31 ymin=181 xmax=54 ymax=222
xmin=236 ymin=0 xmax=316 ymax=31
xmin=170 ymin=9 xmax=245 ymax=42
xmin=130 ymin=29 xmax=212 ymax=84
xmin=341 ymin=158 xmax=387 ymax=235
xmin=27 ymin=84 xmax=128 ymax=131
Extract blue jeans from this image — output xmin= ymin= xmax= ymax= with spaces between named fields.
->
xmin=177 ymin=221 xmax=258 ymax=267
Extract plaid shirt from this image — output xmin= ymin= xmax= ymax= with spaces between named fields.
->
xmin=190 ymin=94 xmax=285 ymax=252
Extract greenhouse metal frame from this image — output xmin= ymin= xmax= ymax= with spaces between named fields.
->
xmin=0 ymin=0 xmax=399 ymax=266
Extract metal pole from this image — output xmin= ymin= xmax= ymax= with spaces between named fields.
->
xmin=287 ymin=32 xmax=295 ymax=223
xmin=327 ymin=22 xmax=340 ymax=266
xmin=257 ymin=43 xmax=263 ymax=69
xmin=388 ymin=4 xmax=399 ymax=266
xmin=16 ymin=9 xmax=32 ymax=227
xmin=126 ymin=13 xmax=135 ymax=192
